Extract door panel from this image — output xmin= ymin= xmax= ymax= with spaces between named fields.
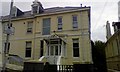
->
xmin=47 ymin=45 xmax=60 ymax=64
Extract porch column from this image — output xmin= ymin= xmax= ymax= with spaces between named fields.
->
xmin=45 ymin=43 xmax=48 ymax=57
xmin=61 ymin=41 xmax=64 ymax=57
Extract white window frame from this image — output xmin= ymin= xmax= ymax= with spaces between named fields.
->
xmin=25 ymin=41 xmax=32 ymax=57
xmin=72 ymin=15 xmax=78 ymax=29
xmin=27 ymin=21 xmax=33 ymax=33
xmin=57 ymin=16 xmax=63 ymax=30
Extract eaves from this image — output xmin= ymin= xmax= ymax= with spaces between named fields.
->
xmin=2 ymin=7 xmax=90 ymax=22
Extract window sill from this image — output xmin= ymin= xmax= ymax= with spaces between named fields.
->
xmin=26 ymin=32 xmax=33 ymax=34
xmin=25 ymin=57 xmax=31 ymax=60
xmin=72 ymin=28 xmax=79 ymax=31
xmin=57 ymin=30 xmax=62 ymax=32
xmin=73 ymin=57 xmax=80 ymax=61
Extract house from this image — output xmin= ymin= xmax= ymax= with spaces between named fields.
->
xmin=2 ymin=0 xmax=93 ymax=68
xmin=105 ymin=1 xmax=120 ymax=71
xmin=105 ymin=21 xmax=120 ymax=71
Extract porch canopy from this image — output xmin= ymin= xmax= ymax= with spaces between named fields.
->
xmin=43 ymin=34 xmax=66 ymax=45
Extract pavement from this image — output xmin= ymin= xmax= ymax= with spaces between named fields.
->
xmin=108 ymin=69 xmax=120 ymax=72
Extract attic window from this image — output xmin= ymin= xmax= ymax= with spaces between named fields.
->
xmin=33 ymin=6 xmax=38 ymax=14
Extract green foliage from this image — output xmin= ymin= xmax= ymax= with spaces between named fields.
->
xmin=92 ymin=40 xmax=107 ymax=72
xmin=94 ymin=40 xmax=105 ymax=49
xmin=94 ymin=40 xmax=106 ymax=56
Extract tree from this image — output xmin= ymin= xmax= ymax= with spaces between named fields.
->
xmin=91 ymin=40 xmax=107 ymax=72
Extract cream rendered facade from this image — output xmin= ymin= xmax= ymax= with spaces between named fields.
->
xmin=2 ymin=6 xmax=92 ymax=65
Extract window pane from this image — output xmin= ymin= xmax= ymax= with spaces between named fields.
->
xmin=58 ymin=24 xmax=62 ymax=28
xmin=55 ymin=46 xmax=58 ymax=55
xmin=40 ymin=40 xmax=44 ymax=57
xmin=27 ymin=21 xmax=33 ymax=33
xmin=73 ymin=48 xmax=79 ymax=57
xmin=50 ymin=46 xmax=54 ymax=55
xmin=58 ymin=17 xmax=62 ymax=23
xmin=73 ymin=15 xmax=77 ymax=21
xmin=42 ymin=18 xmax=50 ymax=35
xmin=58 ymin=17 xmax=62 ymax=30
xmin=72 ymin=15 xmax=78 ymax=29
xmin=43 ymin=27 xmax=50 ymax=35
xmin=43 ymin=18 xmax=50 ymax=27
xmin=73 ymin=43 xmax=79 ymax=48
xmin=73 ymin=22 xmax=78 ymax=28
xmin=26 ymin=48 xmax=31 ymax=57
xmin=33 ymin=6 xmax=38 ymax=13
xmin=27 ymin=28 xmax=32 ymax=33
xmin=26 ymin=41 xmax=32 ymax=57
xmin=26 ymin=41 xmax=32 ymax=48
xmin=59 ymin=45 xmax=61 ymax=55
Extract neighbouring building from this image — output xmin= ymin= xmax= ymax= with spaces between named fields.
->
xmin=0 ymin=17 xmax=3 ymax=71
xmin=2 ymin=0 xmax=93 ymax=68
xmin=105 ymin=1 xmax=120 ymax=71
xmin=105 ymin=21 xmax=120 ymax=71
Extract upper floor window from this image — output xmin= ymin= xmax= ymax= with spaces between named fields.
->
xmin=25 ymin=41 xmax=32 ymax=57
xmin=72 ymin=15 xmax=78 ymax=29
xmin=57 ymin=17 xmax=62 ymax=30
xmin=73 ymin=39 xmax=79 ymax=57
xmin=42 ymin=18 xmax=50 ymax=35
xmin=27 ymin=21 xmax=33 ymax=33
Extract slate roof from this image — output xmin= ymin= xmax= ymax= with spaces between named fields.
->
xmin=2 ymin=6 xmax=90 ymax=21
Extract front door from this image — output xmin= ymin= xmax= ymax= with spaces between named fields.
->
xmin=48 ymin=45 xmax=61 ymax=64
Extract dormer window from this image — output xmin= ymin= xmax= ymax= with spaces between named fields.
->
xmin=11 ymin=6 xmax=24 ymax=17
xmin=32 ymin=6 xmax=38 ymax=14
xmin=31 ymin=0 xmax=44 ymax=14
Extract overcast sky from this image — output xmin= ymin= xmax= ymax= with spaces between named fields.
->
xmin=0 ymin=0 xmax=119 ymax=42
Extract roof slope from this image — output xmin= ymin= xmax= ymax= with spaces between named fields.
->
xmin=2 ymin=6 xmax=90 ymax=21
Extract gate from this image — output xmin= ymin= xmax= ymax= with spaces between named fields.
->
xmin=58 ymin=65 xmax=73 ymax=72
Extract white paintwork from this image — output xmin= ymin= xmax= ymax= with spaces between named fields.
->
xmin=47 ymin=56 xmax=58 ymax=64
xmin=47 ymin=45 xmax=60 ymax=64
xmin=0 ymin=20 xmax=3 ymax=71
xmin=39 ymin=56 xmax=45 ymax=61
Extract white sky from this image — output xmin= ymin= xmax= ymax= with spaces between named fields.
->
xmin=0 ymin=0 xmax=119 ymax=42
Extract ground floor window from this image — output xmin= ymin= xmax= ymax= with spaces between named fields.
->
xmin=25 ymin=41 xmax=32 ymax=57
xmin=40 ymin=40 xmax=44 ymax=57
xmin=73 ymin=39 xmax=79 ymax=57
xmin=25 ymin=48 xmax=31 ymax=57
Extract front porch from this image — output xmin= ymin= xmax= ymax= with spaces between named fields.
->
xmin=39 ymin=34 xmax=66 ymax=65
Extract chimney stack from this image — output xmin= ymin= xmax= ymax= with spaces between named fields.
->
xmin=106 ymin=21 xmax=112 ymax=40
xmin=118 ymin=1 xmax=120 ymax=21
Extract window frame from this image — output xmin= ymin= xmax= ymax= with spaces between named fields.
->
xmin=72 ymin=15 xmax=78 ymax=29
xmin=25 ymin=41 xmax=32 ymax=57
xmin=42 ymin=18 xmax=51 ymax=35
xmin=40 ymin=40 xmax=44 ymax=57
xmin=73 ymin=38 xmax=79 ymax=57
xmin=27 ymin=21 xmax=33 ymax=34
xmin=57 ymin=16 xmax=63 ymax=30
